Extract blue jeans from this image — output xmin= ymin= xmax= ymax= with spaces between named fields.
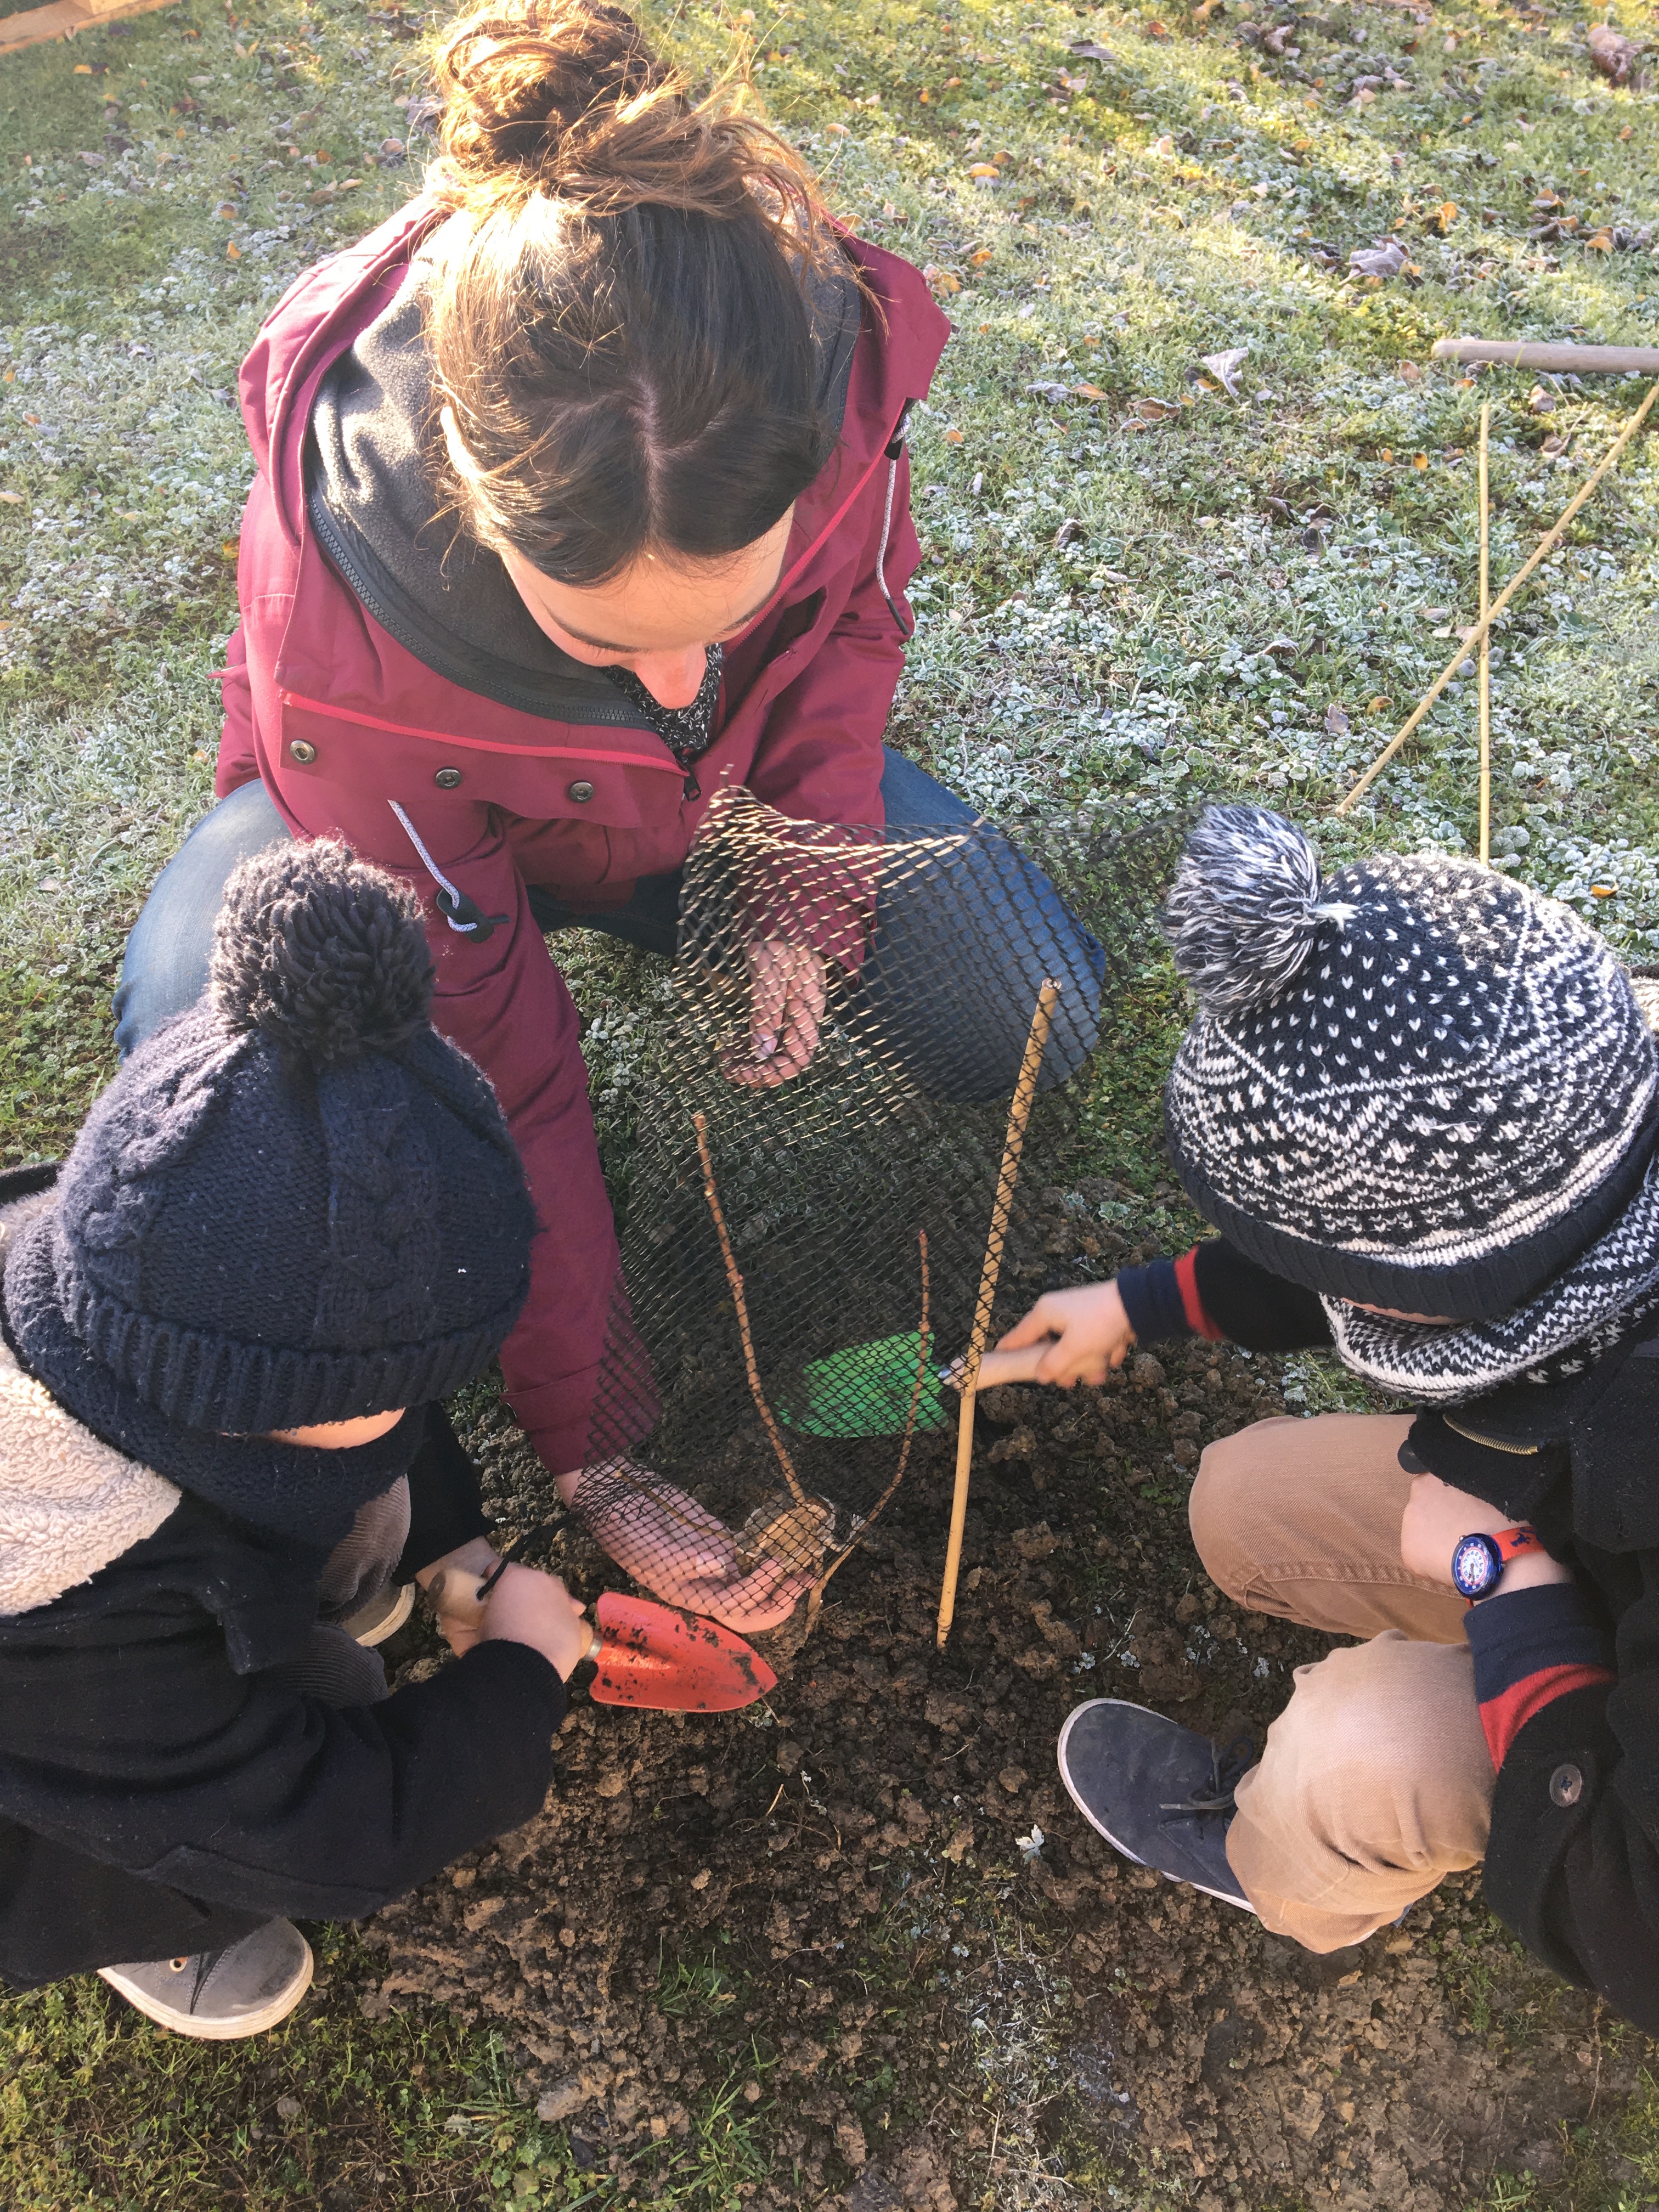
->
xmin=115 ymin=751 xmax=1103 ymax=1102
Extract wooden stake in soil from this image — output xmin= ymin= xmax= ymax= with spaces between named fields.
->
xmin=1336 ymin=376 xmax=1659 ymax=817
xmin=936 ymin=980 xmax=1061 ymax=1651
xmin=692 ymin=1110 xmax=809 ymax=1509
xmin=1478 ymin=400 xmax=1492 ymax=867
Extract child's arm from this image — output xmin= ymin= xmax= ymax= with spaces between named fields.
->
xmin=982 ymin=1240 xmax=1336 ymax=1388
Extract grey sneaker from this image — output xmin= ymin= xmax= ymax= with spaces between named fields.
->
xmin=339 ymin=1581 xmax=415 ymax=1646
xmin=1058 ymin=1698 xmax=1257 ymax=1912
xmin=99 ymin=1920 xmax=314 ymax=2039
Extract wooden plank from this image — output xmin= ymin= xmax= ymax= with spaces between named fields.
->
xmin=1432 ymin=336 xmax=1659 ymax=375
xmin=0 ymin=0 xmax=175 ymax=57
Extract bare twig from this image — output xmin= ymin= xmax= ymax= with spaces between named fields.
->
xmin=1479 ymin=399 xmax=1491 ymax=866
xmin=1336 ymin=377 xmax=1659 ymax=815
xmin=692 ymin=1110 xmax=808 ymax=1506
xmin=937 ymin=982 xmax=1062 ymax=1649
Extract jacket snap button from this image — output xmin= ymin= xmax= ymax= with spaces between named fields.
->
xmin=434 ymin=766 xmax=463 ymax=790
xmin=1549 ymin=1763 xmax=1583 ymax=1808
xmin=288 ymin=739 xmax=317 ymax=765
xmin=568 ymin=780 xmax=595 ymax=803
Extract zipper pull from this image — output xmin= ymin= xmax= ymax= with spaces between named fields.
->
xmin=682 ymin=771 xmax=702 ymax=801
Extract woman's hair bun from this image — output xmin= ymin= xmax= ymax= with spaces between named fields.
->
xmin=1161 ymin=804 xmax=1357 ymax=1015
xmin=208 ymin=841 xmax=434 ymax=1065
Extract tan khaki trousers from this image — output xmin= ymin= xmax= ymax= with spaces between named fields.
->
xmin=1189 ymin=1413 xmax=1493 ymax=1953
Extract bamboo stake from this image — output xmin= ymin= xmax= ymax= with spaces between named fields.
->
xmin=1478 ymin=401 xmax=1492 ymax=867
xmin=1335 ymin=376 xmax=1659 ymax=816
xmin=1432 ymin=338 xmax=1659 ymax=376
xmin=692 ymin=1110 xmax=809 ymax=1508
xmin=936 ymin=981 xmax=1061 ymax=1651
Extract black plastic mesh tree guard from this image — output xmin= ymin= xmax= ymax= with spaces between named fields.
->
xmin=573 ymin=787 xmax=1186 ymax=1633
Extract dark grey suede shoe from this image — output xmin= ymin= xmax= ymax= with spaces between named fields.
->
xmin=99 ymin=1920 xmax=314 ymax=2039
xmin=1058 ymin=1698 xmax=1257 ymax=1912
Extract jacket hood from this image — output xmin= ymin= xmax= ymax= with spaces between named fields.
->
xmin=303 ymin=229 xmax=864 ymax=727
xmin=0 ymin=1180 xmax=179 ymax=1617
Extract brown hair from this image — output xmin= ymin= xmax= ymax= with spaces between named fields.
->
xmin=424 ymin=0 xmax=844 ymax=586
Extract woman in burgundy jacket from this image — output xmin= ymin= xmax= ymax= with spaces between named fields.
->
xmin=116 ymin=0 xmax=1103 ymax=1627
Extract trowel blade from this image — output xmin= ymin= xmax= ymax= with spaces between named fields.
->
xmin=589 ymin=1592 xmax=777 ymax=1713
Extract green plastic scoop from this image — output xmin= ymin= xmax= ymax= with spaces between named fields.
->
xmin=778 ymin=1331 xmax=955 ymax=1438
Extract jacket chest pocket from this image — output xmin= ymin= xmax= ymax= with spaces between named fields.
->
xmin=274 ymin=696 xmax=682 ymax=850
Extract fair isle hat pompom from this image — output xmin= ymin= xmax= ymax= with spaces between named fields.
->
xmin=1162 ymin=807 xmax=1659 ymax=1323
xmin=1161 ymin=803 xmax=1357 ymax=1015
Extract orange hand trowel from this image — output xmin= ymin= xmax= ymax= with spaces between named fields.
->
xmin=577 ymin=1592 xmax=777 ymax=1713
xmin=470 ymin=1542 xmax=776 ymax=1713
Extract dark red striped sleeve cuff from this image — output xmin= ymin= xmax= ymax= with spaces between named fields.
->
xmin=1463 ymin=1581 xmax=1616 ymax=1771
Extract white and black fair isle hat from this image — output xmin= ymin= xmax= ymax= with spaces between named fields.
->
xmin=1160 ymin=806 xmax=1659 ymax=1323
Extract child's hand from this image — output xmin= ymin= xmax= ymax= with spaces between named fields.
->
xmin=477 ymin=1564 xmax=593 ymax=1680
xmin=990 ymin=1282 xmax=1137 ymax=1389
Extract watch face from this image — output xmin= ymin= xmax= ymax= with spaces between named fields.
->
xmin=1452 ymin=1532 xmax=1503 ymax=1600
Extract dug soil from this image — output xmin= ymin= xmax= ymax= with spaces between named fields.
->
xmin=366 ymin=1185 xmax=1655 ymax=2210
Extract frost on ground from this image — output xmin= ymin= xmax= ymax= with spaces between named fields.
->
xmin=3 ymin=0 xmax=1659 ymax=2202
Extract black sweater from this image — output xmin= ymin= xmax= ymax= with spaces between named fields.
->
xmin=1120 ymin=1238 xmax=1659 ymax=2037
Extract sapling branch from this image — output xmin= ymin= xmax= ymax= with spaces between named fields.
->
xmin=692 ymin=1109 xmax=809 ymax=1508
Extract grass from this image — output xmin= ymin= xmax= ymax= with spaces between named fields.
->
xmin=2 ymin=0 xmax=1657 ymax=2198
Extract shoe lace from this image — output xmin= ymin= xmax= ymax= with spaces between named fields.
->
xmin=1158 ymin=1735 xmax=1255 ymax=1826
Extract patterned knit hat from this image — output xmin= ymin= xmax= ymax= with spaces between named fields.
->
xmin=6 ymin=842 xmax=537 ymax=1435
xmin=1160 ymin=806 xmax=1659 ymax=1322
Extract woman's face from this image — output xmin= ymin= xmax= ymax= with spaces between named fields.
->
xmin=499 ymin=511 xmax=794 ymax=711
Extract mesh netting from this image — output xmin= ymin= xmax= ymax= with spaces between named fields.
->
xmin=574 ymin=786 xmax=1186 ymax=1633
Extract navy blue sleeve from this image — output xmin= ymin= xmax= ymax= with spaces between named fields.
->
xmin=1115 ymin=1259 xmax=1192 ymax=1347
xmin=1191 ymin=1240 xmax=1333 ymax=1352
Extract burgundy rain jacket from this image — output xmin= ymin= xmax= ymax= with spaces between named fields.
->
xmin=219 ymin=196 xmax=951 ymax=1477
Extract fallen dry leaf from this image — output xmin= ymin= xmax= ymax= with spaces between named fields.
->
xmin=0 ymin=492 xmax=24 ymax=506
xmin=1068 ymin=37 xmax=1115 ymax=59
xmin=1054 ymin=517 xmax=1087 ymax=548
xmin=1425 ymin=201 xmax=1459 ymax=235
xmin=1150 ymin=134 xmax=1176 ymax=157
xmin=1324 ymin=702 xmax=1351 ymax=736
xmin=943 ymin=428 xmax=964 ymax=445
xmin=967 ymin=161 xmax=1000 ymax=178
xmin=1130 ymin=396 xmax=1181 ymax=420
xmin=1073 ymin=382 xmax=1108 ymax=401
xmin=1348 ymin=238 xmax=1409 ymax=279
xmin=826 ymin=121 xmax=849 ymax=136
xmin=968 ymin=247 xmax=994 ymax=266
xmin=1028 ymin=380 xmax=1073 ymax=404
xmin=922 ymin=264 xmax=963 ymax=296
xmin=1587 ymin=21 xmax=1642 ymax=83
xmin=226 ymin=241 xmax=242 ymax=258
xmin=1367 ymin=695 xmax=1392 ymax=714
xmin=1200 ymin=344 xmax=1249 ymax=397
xmin=1412 ymin=452 xmax=1428 ymax=471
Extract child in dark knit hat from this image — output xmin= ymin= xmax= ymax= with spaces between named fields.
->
xmin=0 ymin=842 xmax=588 ymax=2038
xmin=993 ymin=805 xmax=1659 ymax=2036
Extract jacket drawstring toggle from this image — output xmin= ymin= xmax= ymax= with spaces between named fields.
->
xmin=388 ymin=800 xmax=511 ymax=942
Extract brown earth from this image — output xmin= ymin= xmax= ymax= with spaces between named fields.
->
xmin=364 ymin=1188 xmax=1655 ymax=2210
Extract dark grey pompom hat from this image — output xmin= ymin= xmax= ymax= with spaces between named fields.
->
xmin=1160 ymin=805 xmax=1659 ymax=1322
xmin=5 ymin=842 xmax=538 ymax=1435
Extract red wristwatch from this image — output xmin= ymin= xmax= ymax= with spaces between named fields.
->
xmin=1451 ymin=1524 xmax=1543 ymax=1602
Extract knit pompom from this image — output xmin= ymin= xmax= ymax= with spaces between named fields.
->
xmin=208 ymin=841 xmax=434 ymax=1064
xmin=1161 ymin=804 xmax=1356 ymax=1014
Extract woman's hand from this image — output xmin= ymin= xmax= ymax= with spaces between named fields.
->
xmin=476 ymin=1563 xmax=592 ymax=1680
xmin=725 ymin=939 xmax=826 ymax=1088
xmin=986 ymin=1282 xmax=1137 ymax=1389
xmin=578 ymin=1474 xmax=815 ymax=1633
xmin=1400 ymin=1474 xmax=1573 ymax=1594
